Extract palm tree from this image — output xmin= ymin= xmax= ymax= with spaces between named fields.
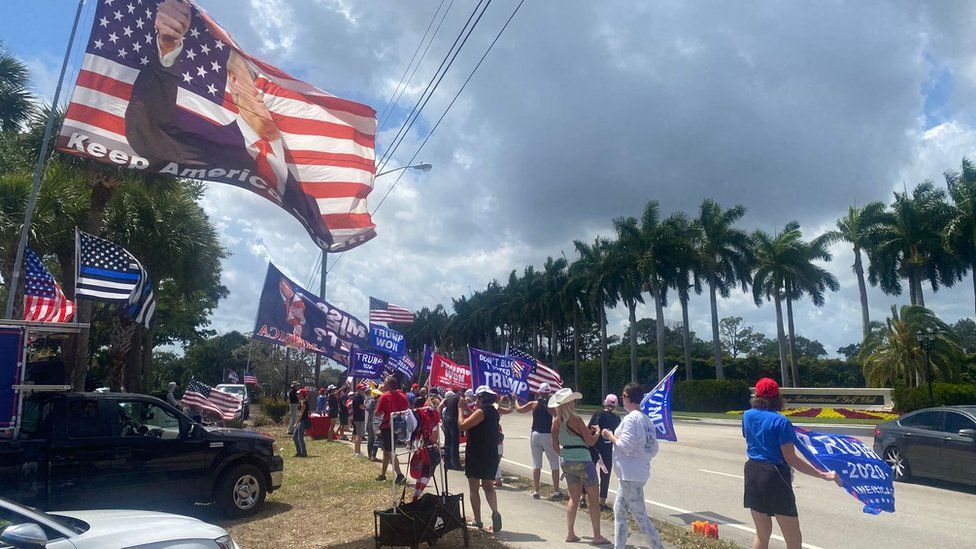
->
xmin=571 ymin=237 xmax=617 ymax=397
xmin=945 ymin=158 xmax=976 ymax=317
xmin=859 ymin=305 xmax=962 ymax=387
xmin=783 ymin=232 xmax=839 ymax=386
xmin=694 ymin=200 xmax=752 ymax=380
xmin=827 ymin=202 xmax=887 ymax=340
xmin=540 ymin=256 xmax=568 ymax=368
xmin=610 ymin=220 xmax=646 ymax=383
xmin=560 ymin=260 xmax=589 ymax=389
xmin=0 ymin=45 xmax=33 ymax=132
xmin=751 ymin=223 xmax=806 ymax=385
xmin=868 ymin=182 xmax=960 ymax=307
xmin=668 ymin=217 xmax=701 ymax=381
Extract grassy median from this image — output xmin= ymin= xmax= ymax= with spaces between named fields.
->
xmin=220 ymin=429 xmax=505 ymax=548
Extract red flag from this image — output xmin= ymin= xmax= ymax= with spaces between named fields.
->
xmin=428 ymin=353 xmax=471 ymax=391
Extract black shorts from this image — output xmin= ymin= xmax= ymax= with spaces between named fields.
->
xmin=743 ymin=459 xmax=798 ymax=517
xmin=380 ymin=427 xmax=393 ymax=452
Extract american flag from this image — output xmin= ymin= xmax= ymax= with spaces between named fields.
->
xmin=181 ymin=379 xmax=242 ymax=421
xmin=369 ymin=296 xmax=414 ymax=324
xmin=508 ymin=346 xmax=563 ymax=394
xmin=57 ymin=0 xmax=377 ymax=252
xmin=75 ymin=230 xmax=143 ymax=302
xmin=23 ymin=248 xmax=75 ymax=323
xmin=243 ymin=370 xmax=258 ymax=385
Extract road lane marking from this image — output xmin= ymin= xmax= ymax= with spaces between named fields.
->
xmin=699 ymin=468 xmax=745 ymax=479
xmin=499 ymin=457 xmax=826 ymax=549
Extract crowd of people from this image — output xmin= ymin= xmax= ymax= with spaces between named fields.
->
xmin=277 ymin=375 xmax=836 ymax=549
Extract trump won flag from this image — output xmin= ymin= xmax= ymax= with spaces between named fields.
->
xmin=57 ymin=0 xmax=377 ymax=252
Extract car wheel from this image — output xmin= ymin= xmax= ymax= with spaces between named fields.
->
xmin=218 ymin=463 xmax=267 ymax=518
xmin=884 ymin=446 xmax=910 ymax=481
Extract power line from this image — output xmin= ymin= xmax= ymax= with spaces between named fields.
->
xmin=328 ymin=0 xmax=526 ymax=278
xmin=375 ymin=0 xmax=492 ymax=174
xmin=375 ymin=0 xmax=448 ymax=130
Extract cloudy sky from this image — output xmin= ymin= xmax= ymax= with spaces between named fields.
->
xmin=3 ymin=0 xmax=976 ymax=358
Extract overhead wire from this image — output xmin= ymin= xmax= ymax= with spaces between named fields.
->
xmin=327 ymin=0 xmax=527 ymax=277
xmin=375 ymin=0 xmax=450 ymax=131
xmin=375 ymin=0 xmax=492 ymax=174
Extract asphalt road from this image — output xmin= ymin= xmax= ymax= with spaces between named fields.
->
xmin=495 ymin=412 xmax=976 ymax=549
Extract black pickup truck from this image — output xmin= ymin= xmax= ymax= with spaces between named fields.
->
xmin=0 ymin=392 xmax=283 ymax=518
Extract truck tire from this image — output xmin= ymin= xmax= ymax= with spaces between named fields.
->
xmin=217 ymin=463 xmax=267 ymax=518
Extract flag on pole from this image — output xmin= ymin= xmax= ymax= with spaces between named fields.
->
xmin=23 ymin=248 xmax=75 ymax=323
xmin=243 ymin=370 xmax=258 ymax=385
xmin=640 ymin=366 xmax=678 ymax=442
xmin=508 ymin=346 xmax=563 ymax=394
xmin=76 ymin=230 xmax=155 ymax=328
xmin=369 ymin=297 xmax=414 ymax=324
xmin=75 ymin=230 xmax=143 ymax=302
xmin=181 ymin=379 xmax=242 ymax=420
xmin=56 ymin=0 xmax=378 ymax=252
xmin=223 ymin=369 xmax=239 ymax=383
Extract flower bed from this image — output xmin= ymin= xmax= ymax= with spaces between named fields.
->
xmin=725 ymin=407 xmax=899 ymax=421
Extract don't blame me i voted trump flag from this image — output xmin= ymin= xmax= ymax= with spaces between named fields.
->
xmin=468 ymin=347 xmax=531 ymax=399
xmin=794 ymin=428 xmax=895 ymax=514
xmin=58 ymin=0 xmax=377 ymax=252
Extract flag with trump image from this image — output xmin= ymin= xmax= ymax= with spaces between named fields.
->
xmin=57 ymin=0 xmax=377 ymax=252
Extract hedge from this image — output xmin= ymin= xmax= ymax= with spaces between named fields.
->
xmin=892 ymin=383 xmax=976 ymax=413
xmin=672 ymin=380 xmax=752 ymax=412
xmin=260 ymin=398 xmax=290 ymax=423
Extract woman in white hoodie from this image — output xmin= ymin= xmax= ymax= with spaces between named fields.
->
xmin=600 ymin=382 xmax=664 ymax=549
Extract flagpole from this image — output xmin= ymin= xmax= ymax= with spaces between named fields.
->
xmin=314 ymin=251 xmax=327 ymax=385
xmin=4 ymin=0 xmax=86 ymax=320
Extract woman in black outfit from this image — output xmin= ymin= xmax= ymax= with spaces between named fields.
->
xmin=459 ymin=385 xmax=502 ymax=533
xmin=292 ymin=388 xmax=309 ymax=457
xmin=439 ymin=389 xmax=463 ymax=470
xmin=585 ymin=393 xmax=621 ymax=510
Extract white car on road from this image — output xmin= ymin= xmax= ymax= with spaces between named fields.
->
xmin=0 ymin=497 xmax=239 ymax=548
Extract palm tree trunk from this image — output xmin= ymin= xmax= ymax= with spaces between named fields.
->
xmin=599 ymin=303 xmax=608 ymax=398
xmin=853 ymin=246 xmax=870 ymax=340
xmin=142 ymin=326 xmax=154 ymax=392
xmin=681 ymin=294 xmax=693 ymax=381
xmin=972 ymin=265 xmax=976 ymax=318
xmin=573 ymin=311 xmax=581 ymax=389
xmin=774 ymin=292 xmax=790 ymax=386
xmin=708 ymin=275 xmax=724 ymax=379
xmin=652 ymin=283 xmax=666 ymax=380
xmin=786 ymin=292 xmax=800 ymax=387
xmin=912 ymin=272 xmax=925 ymax=307
xmin=628 ymin=300 xmax=638 ymax=383
xmin=550 ymin=320 xmax=558 ymax=369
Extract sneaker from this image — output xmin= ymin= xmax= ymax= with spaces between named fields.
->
xmin=532 ymin=492 xmax=541 ymax=500
xmin=579 ymin=498 xmax=588 ymax=509
xmin=549 ymin=491 xmax=565 ymax=501
xmin=353 ymin=452 xmax=364 ymax=458
xmin=375 ymin=475 xmax=386 ymax=482
xmin=395 ymin=474 xmax=406 ymax=485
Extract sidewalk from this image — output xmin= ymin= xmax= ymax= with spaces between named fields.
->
xmin=443 ymin=468 xmax=674 ymax=549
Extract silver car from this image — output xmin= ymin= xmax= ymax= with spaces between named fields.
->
xmin=0 ymin=497 xmax=239 ymax=549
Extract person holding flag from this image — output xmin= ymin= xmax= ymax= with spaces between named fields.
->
xmin=600 ymin=383 xmax=664 ymax=549
xmin=742 ymin=378 xmax=839 ymax=549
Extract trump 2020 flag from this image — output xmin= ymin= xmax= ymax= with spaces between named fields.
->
xmin=58 ymin=0 xmax=377 ymax=252
xmin=640 ymin=366 xmax=678 ymax=442
xmin=794 ymin=428 xmax=895 ymax=514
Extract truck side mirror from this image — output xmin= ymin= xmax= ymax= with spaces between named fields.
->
xmin=1 ymin=523 xmax=49 ymax=549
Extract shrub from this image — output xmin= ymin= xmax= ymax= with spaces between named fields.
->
xmin=251 ymin=415 xmax=276 ymax=427
xmin=672 ymin=380 xmax=752 ymax=412
xmin=892 ymin=383 xmax=976 ymax=413
xmin=262 ymin=398 xmax=289 ymax=423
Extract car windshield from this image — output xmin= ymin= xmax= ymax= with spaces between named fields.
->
xmin=220 ymin=386 xmax=246 ymax=396
xmin=0 ymin=500 xmax=89 ymax=536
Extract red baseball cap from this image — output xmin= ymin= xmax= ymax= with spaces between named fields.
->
xmin=755 ymin=378 xmax=779 ymax=399
xmin=411 ymin=383 xmax=420 ymax=391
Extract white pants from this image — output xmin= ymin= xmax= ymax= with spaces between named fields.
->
xmin=530 ymin=431 xmax=560 ymax=470
xmin=614 ymin=480 xmax=663 ymax=549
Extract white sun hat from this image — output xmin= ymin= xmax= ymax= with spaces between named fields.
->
xmin=538 ymin=382 xmax=553 ymax=394
xmin=475 ymin=385 xmax=497 ymax=396
xmin=548 ymin=387 xmax=583 ymax=408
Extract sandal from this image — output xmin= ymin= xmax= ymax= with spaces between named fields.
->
xmin=491 ymin=511 xmax=502 ymax=533
xmin=592 ymin=537 xmax=611 ymax=545
xmin=565 ymin=535 xmax=581 ymax=543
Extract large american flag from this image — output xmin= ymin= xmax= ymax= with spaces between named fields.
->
xmin=369 ymin=296 xmax=414 ymax=324
xmin=508 ymin=346 xmax=563 ymax=394
xmin=57 ymin=0 xmax=377 ymax=252
xmin=243 ymin=370 xmax=258 ymax=385
xmin=23 ymin=248 xmax=75 ymax=323
xmin=181 ymin=379 xmax=242 ymax=421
